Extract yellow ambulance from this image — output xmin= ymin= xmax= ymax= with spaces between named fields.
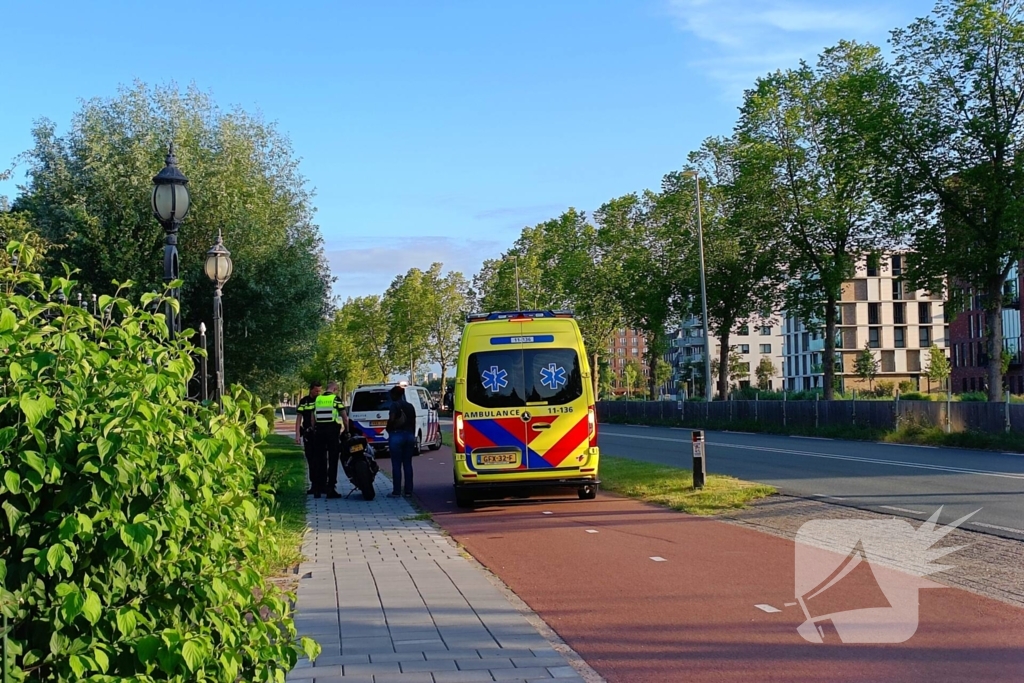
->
xmin=452 ymin=310 xmax=600 ymax=507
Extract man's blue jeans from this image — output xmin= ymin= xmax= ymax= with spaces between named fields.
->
xmin=389 ymin=431 xmax=416 ymax=495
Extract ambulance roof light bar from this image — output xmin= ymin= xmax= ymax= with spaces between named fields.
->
xmin=465 ymin=310 xmax=575 ymax=322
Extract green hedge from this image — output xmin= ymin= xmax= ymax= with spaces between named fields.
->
xmin=0 ymin=240 xmax=317 ymax=681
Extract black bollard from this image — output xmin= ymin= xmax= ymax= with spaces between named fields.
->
xmin=692 ymin=430 xmax=706 ymax=489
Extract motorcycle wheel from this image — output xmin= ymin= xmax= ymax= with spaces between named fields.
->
xmin=353 ymin=459 xmax=375 ymax=501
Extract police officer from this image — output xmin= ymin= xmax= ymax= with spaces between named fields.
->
xmin=294 ymin=380 xmax=322 ymax=495
xmin=312 ymin=381 xmax=349 ymax=498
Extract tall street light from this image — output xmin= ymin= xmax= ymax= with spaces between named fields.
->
xmin=204 ymin=229 xmax=233 ymax=403
xmin=152 ymin=143 xmax=191 ymax=337
xmin=682 ymin=169 xmax=713 ymax=402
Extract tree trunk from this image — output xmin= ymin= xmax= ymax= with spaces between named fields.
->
xmin=718 ymin=332 xmax=731 ymax=401
xmin=439 ymin=362 xmax=447 ymax=395
xmin=986 ymin=278 xmax=1004 ymax=402
xmin=824 ymin=295 xmax=838 ymax=400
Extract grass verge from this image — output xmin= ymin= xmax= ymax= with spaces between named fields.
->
xmin=598 ymin=455 xmax=776 ymax=515
xmin=258 ymin=434 xmax=308 ymax=575
xmin=442 ymin=429 xmax=454 ymax=448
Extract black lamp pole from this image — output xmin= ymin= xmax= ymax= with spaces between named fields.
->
xmin=204 ymin=230 xmax=233 ymax=404
xmin=151 ymin=143 xmax=190 ymax=338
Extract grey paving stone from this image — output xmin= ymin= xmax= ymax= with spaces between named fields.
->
xmin=369 ymin=652 xmax=426 ymax=664
xmin=424 ymin=649 xmax=483 ymax=660
xmin=457 ymin=657 xmax=514 ymax=670
xmin=431 ymin=672 xmax=502 ymax=683
xmin=371 ymin=674 xmax=435 ymax=683
xmin=342 ymin=662 xmax=401 ymax=676
xmin=492 ymin=668 xmax=552 ymax=680
xmin=511 ymin=657 xmax=566 ymax=668
xmin=399 ymin=658 xmax=459 ymax=673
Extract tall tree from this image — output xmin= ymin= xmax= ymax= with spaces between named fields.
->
xmin=736 ymin=41 xmax=893 ymax=400
xmin=384 ymin=268 xmax=432 ymax=383
xmin=303 ymin=304 xmax=373 ymax=396
xmin=596 ymin=193 xmax=685 ymax=399
xmin=873 ymin=0 xmax=1024 ymax=401
xmin=345 ymin=295 xmax=394 ymax=382
xmin=422 ymin=263 xmax=470 ymax=390
xmin=855 ymin=344 xmax=879 ymax=391
xmin=678 ymin=137 xmax=786 ymax=400
xmin=14 ymin=82 xmax=332 ymax=395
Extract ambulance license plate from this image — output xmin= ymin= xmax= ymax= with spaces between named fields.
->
xmin=479 ymin=453 xmax=516 ymax=465
xmin=370 ymin=420 xmax=387 ymax=427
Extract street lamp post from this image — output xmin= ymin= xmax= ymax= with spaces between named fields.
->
xmin=683 ymin=169 xmax=713 ymax=402
xmin=204 ymin=230 xmax=233 ymax=403
xmin=151 ymin=143 xmax=191 ymax=338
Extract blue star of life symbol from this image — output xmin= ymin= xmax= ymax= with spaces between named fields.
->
xmin=540 ymin=363 xmax=567 ymax=391
xmin=482 ymin=366 xmax=508 ymax=393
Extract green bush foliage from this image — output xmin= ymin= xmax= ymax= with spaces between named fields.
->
xmin=958 ymin=391 xmax=989 ymax=402
xmin=0 ymin=241 xmax=317 ymax=681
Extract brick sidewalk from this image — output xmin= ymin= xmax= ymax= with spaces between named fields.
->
xmin=287 ymin=472 xmax=593 ymax=683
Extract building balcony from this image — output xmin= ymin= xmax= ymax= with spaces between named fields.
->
xmin=808 ymin=338 xmax=825 ymax=352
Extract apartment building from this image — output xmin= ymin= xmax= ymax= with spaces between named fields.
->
xmin=948 ymin=262 xmax=1024 ymax=394
xmin=830 ymin=253 xmax=948 ymax=392
xmin=665 ymin=315 xmax=785 ymax=397
xmin=605 ymin=327 xmax=649 ymax=395
xmin=782 ymin=318 xmax=833 ymax=391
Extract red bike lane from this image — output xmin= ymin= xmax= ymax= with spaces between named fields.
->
xmin=387 ymin=448 xmax=1024 ymax=682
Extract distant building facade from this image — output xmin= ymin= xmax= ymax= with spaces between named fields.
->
xmin=606 ymin=327 xmax=649 ymax=395
xmin=948 ymin=262 xmax=1024 ymax=394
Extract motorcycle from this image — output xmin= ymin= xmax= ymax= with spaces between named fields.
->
xmin=341 ymin=433 xmax=379 ymax=500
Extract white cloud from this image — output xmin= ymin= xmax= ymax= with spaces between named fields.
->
xmin=664 ymin=0 xmax=900 ymax=94
xmin=325 ymin=236 xmax=503 ymax=300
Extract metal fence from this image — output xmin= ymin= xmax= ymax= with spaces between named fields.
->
xmin=596 ymin=398 xmax=1024 ymax=435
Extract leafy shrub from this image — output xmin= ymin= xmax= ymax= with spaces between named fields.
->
xmin=899 ymin=392 xmax=931 ymax=401
xmin=0 ymin=241 xmax=317 ymax=681
xmin=958 ymin=391 xmax=988 ymax=402
xmin=875 ymin=381 xmax=895 ymax=397
xmin=898 ymin=380 xmax=916 ymax=394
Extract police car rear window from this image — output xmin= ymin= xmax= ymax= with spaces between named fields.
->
xmin=467 ymin=349 xmax=583 ymax=408
xmin=351 ymin=390 xmax=391 ymax=412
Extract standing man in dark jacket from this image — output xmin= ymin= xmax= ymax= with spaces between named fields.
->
xmin=295 ymin=380 xmax=322 ymax=495
xmin=311 ymin=381 xmax=349 ymax=499
xmin=387 ymin=384 xmax=417 ymax=497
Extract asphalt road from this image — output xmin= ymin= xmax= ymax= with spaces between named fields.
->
xmin=599 ymin=424 xmax=1024 ymax=541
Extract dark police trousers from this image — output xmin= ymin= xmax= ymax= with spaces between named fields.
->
xmin=310 ymin=428 xmax=340 ymax=493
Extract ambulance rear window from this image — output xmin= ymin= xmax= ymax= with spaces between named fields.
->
xmin=351 ymin=390 xmax=391 ymax=412
xmin=467 ymin=349 xmax=583 ymax=408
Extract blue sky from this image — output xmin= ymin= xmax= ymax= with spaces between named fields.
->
xmin=1 ymin=0 xmax=935 ymax=300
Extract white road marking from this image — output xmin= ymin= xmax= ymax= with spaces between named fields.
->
xmin=812 ymin=494 xmax=846 ymax=501
xmin=755 ymin=604 xmax=781 ymax=613
xmin=791 ymin=435 xmax=832 ymax=441
xmin=542 ymin=511 xmax=553 ymax=515
xmin=586 ymin=529 xmax=599 ymax=534
xmin=880 ymin=505 xmax=926 ymax=515
xmin=876 ymin=442 xmax=938 ymax=449
xmin=725 ymin=430 xmax=755 ymax=435
xmin=971 ymin=521 xmax=1024 ymax=534
xmin=649 ymin=556 xmax=667 ymax=562
xmin=784 ymin=602 xmax=797 ymax=607
xmin=599 ymin=431 xmax=1024 ymax=480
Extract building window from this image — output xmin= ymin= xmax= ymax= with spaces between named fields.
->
xmin=918 ymin=302 xmax=931 ymax=324
xmin=739 ymin=344 xmax=750 ymax=354
xmin=760 ymin=326 xmax=772 ymax=336
xmin=891 ymin=254 xmax=903 ymax=276
xmin=894 ymin=327 xmax=906 ymax=348
xmin=803 ymin=355 xmax=808 ymax=375
xmin=738 ymin=325 xmax=749 ymax=336
xmin=869 ymin=327 xmax=880 ymax=348
xmin=868 ymin=303 xmax=880 ymax=325
xmin=893 ymin=302 xmax=905 ymax=324
xmin=631 ymin=348 xmax=639 ymax=356
xmin=944 ymin=326 xmax=950 ymax=347
xmin=892 ymin=279 xmax=905 ymax=300
xmin=631 ymin=338 xmax=638 ymax=346
xmin=920 ymin=326 xmax=932 ymax=347
xmin=760 ymin=344 xmax=772 ymax=354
